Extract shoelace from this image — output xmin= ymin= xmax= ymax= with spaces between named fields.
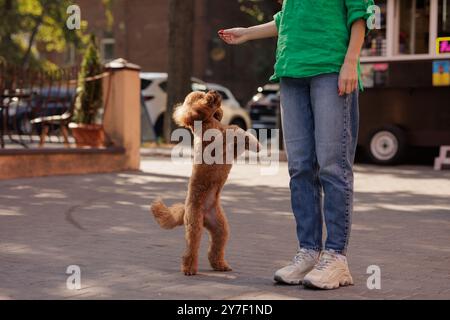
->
xmin=292 ymin=249 xmax=314 ymax=264
xmin=314 ymin=253 xmax=336 ymax=271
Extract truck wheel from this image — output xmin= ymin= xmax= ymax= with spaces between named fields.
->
xmin=367 ymin=125 xmax=407 ymax=165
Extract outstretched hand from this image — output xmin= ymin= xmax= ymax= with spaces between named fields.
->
xmin=218 ymin=28 xmax=248 ymax=45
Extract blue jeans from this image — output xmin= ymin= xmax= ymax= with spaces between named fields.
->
xmin=280 ymin=74 xmax=359 ymax=255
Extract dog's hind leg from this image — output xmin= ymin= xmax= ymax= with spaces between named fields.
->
xmin=182 ymin=205 xmax=203 ymax=276
xmin=204 ymin=204 xmax=232 ymax=272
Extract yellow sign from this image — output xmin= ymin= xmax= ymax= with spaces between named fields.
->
xmin=436 ymin=37 xmax=450 ymax=54
xmin=432 ymin=60 xmax=450 ymax=86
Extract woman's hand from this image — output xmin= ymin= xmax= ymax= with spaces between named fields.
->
xmin=218 ymin=21 xmax=278 ymax=45
xmin=218 ymin=28 xmax=249 ymax=45
xmin=338 ymin=58 xmax=358 ymax=96
xmin=339 ymin=19 xmax=366 ymax=96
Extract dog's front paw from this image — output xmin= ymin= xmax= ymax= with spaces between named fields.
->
xmin=211 ymin=261 xmax=232 ymax=272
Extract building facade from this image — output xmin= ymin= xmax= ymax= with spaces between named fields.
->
xmin=51 ymin=0 xmax=279 ymax=105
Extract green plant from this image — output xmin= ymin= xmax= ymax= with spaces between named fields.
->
xmin=0 ymin=0 xmax=89 ymax=70
xmin=73 ymin=34 xmax=103 ymax=125
xmin=238 ymin=0 xmax=280 ymax=22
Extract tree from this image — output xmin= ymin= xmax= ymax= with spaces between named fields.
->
xmin=163 ymin=0 xmax=279 ymax=142
xmin=0 ymin=0 xmax=88 ymax=69
xmin=164 ymin=0 xmax=195 ymax=143
xmin=235 ymin=0 xmax=281 ymax=96
xmin=238 ymin=0 xmax=281 ymax=23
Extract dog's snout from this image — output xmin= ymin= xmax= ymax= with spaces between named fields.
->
xmin=206 ymin=90 xmax=222 ymax=108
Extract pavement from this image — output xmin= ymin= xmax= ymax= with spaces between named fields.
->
xmin=0 ymin=157 xmax=449 ymax=299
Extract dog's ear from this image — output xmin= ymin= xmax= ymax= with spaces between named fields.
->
xmin=173 ymin=103 xmax=206 ymax=128
xmin=213 ymin=108 xmax=223 ymax=121
xmin=173 ymin=103 xmax=187 ymax=127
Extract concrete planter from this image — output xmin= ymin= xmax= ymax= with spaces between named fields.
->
xmin=69 ymin=123 xmax=105 ymax=148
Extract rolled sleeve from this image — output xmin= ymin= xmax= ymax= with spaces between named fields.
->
xmin=274 ymin=10 xmax=282 ymax=31
xmin=345 ymin=0 xmax=374 ymax=30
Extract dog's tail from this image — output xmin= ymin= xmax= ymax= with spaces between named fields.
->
xmin=150 ymin=198 xmax=185 ymax=229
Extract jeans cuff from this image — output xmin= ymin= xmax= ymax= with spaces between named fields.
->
xmin=299 ymin=246 xmax=322 ymax=252
xmin=324 ymin=248 xmax=347 ymax=256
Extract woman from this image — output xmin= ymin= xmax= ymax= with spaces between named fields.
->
xmin=219 ymin=0 xmax=374 ymax=289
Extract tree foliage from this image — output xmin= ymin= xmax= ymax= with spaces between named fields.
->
xmin=0 ymin=0 xmax=88 ymax=70
xmin=236 ymin=0 xmax=281 ymax=84
xmin=238 ymin=0 xmax=281 ymax=23
xmin=101 ymin=0 xmax=114 ymax=31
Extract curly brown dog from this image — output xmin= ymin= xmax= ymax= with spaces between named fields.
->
xmin=151 ymin=90 xmax=260 ymax=276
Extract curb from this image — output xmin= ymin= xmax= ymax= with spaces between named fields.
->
xmin=140 ymin=147 xmax=288 ymax=162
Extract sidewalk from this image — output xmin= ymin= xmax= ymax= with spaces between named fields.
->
xmin=0 ymin=158 xmax=449 ymax=299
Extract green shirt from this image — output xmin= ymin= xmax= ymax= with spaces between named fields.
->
xmin=271 ymin=0 xmax=374 ymax=88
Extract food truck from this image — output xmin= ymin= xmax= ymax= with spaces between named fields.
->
xmin=360 ymin=0 xmax=450 ymax=164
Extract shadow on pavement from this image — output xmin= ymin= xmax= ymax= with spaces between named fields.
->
xmin=0 ymin=169 xmax=449 ymax=299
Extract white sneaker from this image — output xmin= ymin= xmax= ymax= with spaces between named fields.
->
xmin=274 ymin=248 xmax=319 ymax=285
xmin=303 ymin=250 xmax=354 ymax=290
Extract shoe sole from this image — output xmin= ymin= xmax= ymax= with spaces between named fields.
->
xmin=303 ymin=277 xmax=354 ymax=290
xmin=274 ymin=274 xmax=302 ymax=285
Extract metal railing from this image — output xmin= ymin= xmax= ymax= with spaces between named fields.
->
xmin=0 ymin=63 xmax=109 ymax=149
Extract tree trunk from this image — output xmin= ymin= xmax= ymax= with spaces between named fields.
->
xmin=22 ymin=16 xmax=43 ymax=68
xmin=1 ymin=0 xmax=14 ymax=48
xmin=164 ymin=0 xmax=195 ymax=143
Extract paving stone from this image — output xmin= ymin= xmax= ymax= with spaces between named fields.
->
xmin=0 ymin=158 xmax=449 ymax=299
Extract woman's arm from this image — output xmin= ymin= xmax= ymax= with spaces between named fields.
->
xmin=218 ymin=21 xmax=278 ymax=45
xmin=339 ymin=19 xmax=366 ymax=95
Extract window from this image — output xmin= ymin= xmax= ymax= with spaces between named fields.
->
xmin=362 ymin=0 xmax=388 ymax=57
xmin=158 ymin=81 xmax=207 ymax=93
xmin=438 ymin=0 xmax=450 ymax=37
xmin=396 ymin=0 xmax=431 ymax=54
xmin=159 ymin=81 xmax=167 ymax=93
xmin=216 ymin=90 xmax=229 ymax=100
xmin=192 ymin=82 xmax=207 ymax=92
xmin=141 ymin=79 xmax=153 ymax=90
xmin=360 ymin=0 xmax=450 ymax=61
xmin=101 ymin=38 xmax=115 ymax=62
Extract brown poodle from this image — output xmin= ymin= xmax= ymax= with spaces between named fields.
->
xmin=151 ymin=90 xmax=260 ymax=276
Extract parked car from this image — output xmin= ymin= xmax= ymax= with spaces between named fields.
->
xmin=206 ymin=83 xmax=251 ymax=130
xmin=1 ymin=87 xmax=75 ymax=134
xmin=140 ymin=72 xmax=251 ymax=137
xmin=246 ymin=83 xmax=280 ymax=131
